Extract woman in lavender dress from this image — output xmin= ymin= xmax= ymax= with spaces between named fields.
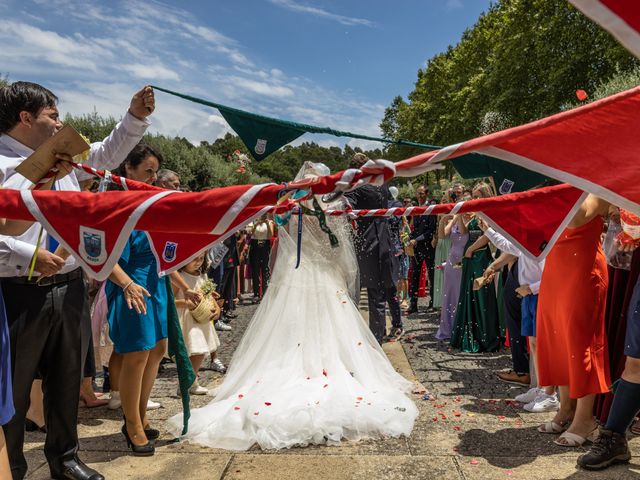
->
xmin=435 ymin=214 xmax=470 ymax=340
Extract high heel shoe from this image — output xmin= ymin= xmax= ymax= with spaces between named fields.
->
xmin=25 ymin=418 xmax=47 ymax=433
xmin=121 ymin=425 xmax=154 ymax=456
xmin=123 ymin=415 xmax=159 ymax=441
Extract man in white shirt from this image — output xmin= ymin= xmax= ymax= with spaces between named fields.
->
xmin=0 ymin=81 xmax=154 ymax=480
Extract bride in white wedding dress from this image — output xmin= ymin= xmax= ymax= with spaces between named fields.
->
xmin=167 ymin=162 xmax=418 ymax=450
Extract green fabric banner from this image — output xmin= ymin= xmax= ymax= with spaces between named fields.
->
xmin=451 ymin=153 xmax=548 ymax=193
xmin=218 ymin=109 xmax=305 ymax=160
xmin=151 ymin=85 xmax=439 ymax=160
xmin=165 ymin=278 xmax=196 ymax=435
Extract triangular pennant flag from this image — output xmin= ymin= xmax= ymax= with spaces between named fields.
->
xmin=218 ymin=107 xmax=305 ymax=160
xmin=451 ymin=152 xmax=548 ymax=194
xmin=396 ymin=86 xmax=640 ymax=216
xmin=18 ymin=189 xmax=174 ymax=280
xmin=570 ymin=1 xmax=640 ymax=58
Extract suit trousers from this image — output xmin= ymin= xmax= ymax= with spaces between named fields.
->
xmin=249 ymin=240 xmax=271 ymax=297
xmin=409 ymin=244 xmax=435 ymax=307
xmin=504 ymin=262 xmax=529 ymax=374
xmin=2 ymin=274 xmax=90 ymax=479
xmin=220 ymin=264 xmax=237 ymax=314
xmin=367 ymin=287 xmax=402 ymax=343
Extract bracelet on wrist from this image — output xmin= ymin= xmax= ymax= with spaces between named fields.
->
xmin=122 ymin=280 xmax=134 ymax=292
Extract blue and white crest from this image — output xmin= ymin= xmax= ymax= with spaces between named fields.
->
xmin=499 ymin=178 xmax=515 ymax=195
xmin=163 ymin=241 xmax=178 ymax=263
xmin=78 ymin=226 xmax=107 ymax=265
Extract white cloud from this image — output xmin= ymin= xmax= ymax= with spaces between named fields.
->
xmin=121 ymin=63 xmax=180 ymax=81
xmin=268 ymin=0 xmax=374 ymax=27
xmin=1 ymin=0 xmax=387 ymax=148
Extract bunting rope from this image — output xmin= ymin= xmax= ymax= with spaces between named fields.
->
xmin=151 ymin=85 xmax=440 ymax=155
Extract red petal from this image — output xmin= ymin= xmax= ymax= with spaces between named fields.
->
xmin=233 ymin=407 xmax=240 ymax=411
xmin=323 ymin=384 xmax=328 ymax=388
xmin=265 ymin=402 xmax=272 ymax=406
xmin=322 ymin=369 xmax=328 ymax=376
xmin=470 ymin=460 xmax=479 ymax=465
xmin=238 ymin=394 xmax=244 ymax=399
xmin=253 ymin=412 xmax=259 ymax=416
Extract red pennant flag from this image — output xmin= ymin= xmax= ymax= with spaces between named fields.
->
xmin=397 ymin=86 xmax=640 ymax=216
xmin=570 ymin=1 xmax=640 ymax=58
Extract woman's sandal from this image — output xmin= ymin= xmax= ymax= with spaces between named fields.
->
xmin=537 ymin=420 xmax=570 ymax=434
xmin=553 ymin=427 xmax=599 ymax=447
xmin=630 ymin=419 xmax=640 ymax=435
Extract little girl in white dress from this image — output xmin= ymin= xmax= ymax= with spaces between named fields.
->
xmin=174 ymin=253 xmax=226 ymax=395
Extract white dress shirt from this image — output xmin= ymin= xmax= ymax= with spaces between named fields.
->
xmin=0 ymin=112 xmax=149 ymax=277
xmin=485 ymin=228 xmax=545 ymax=294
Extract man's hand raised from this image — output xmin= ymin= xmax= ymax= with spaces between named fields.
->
xmin=128 ymin=86 xmax=155 ymax=120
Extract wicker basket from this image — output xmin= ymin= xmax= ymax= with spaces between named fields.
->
xmin=189 ymin=295 xmax=219 ymax=324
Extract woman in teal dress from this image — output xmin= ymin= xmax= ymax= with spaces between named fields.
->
xmin=106 ymin=145 xmax=199 ymax=455
xmin=450 ymin=183 xmax=501 ymax=353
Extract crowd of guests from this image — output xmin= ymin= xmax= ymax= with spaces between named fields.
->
xmin=380 ymin=178 xmax=640 ymax=470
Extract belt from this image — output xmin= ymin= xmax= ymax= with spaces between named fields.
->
xmin=3 ymin=268 xmax=83 ymax=287
xmin=252 ymin=239 xmax=269 ymax=246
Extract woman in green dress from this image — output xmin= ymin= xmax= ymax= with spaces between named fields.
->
xmin=450 ymin=183 xmax=502 ymax=353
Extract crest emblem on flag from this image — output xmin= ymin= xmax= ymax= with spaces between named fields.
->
xmin=163 ymin=241 xmax=178 ymax=262
xmin=499 ymin=178 xmax=515 ymax=195
xmin=79 ymin=226 xmax=107 ymax=265
xmin=255 ymin=138 xmax=267 ymax=155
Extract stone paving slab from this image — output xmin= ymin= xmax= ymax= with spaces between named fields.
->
xmin=22 ymin=296 xmax=640 ymax=479
xmin=222 ymin=454 xmax=457 ymax=480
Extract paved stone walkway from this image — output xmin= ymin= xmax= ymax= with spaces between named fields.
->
xmin=23 ymin=297 xmax=640 ymax=479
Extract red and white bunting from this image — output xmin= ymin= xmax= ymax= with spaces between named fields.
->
xmin=570 ymin=1 xmax=640 ymax=58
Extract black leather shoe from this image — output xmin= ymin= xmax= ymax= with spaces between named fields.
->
xmin=51 ymin=458 xmax=104 ymax=480
xmin=225 ymin=311 xmax=238 ymax=319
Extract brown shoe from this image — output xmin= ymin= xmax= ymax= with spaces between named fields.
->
xmin=496 ymin=370 xmax=531 ymax=386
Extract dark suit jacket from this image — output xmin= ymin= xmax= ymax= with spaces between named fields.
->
xmin=411 ymin=205 xmax=437 ymax=251
xmin=345 ymin=185 xmax=399 ymax=289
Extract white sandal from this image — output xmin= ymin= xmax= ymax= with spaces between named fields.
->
xmin=553 ymin=428 xmax=599 ymax=447
xmin=537 ymin=420 xmax=569 ymax=434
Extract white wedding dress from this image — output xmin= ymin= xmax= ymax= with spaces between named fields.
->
xmin=167 ymin=163 xmax=418 ymax=450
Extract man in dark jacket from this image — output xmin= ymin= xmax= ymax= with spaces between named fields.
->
xmin=345 ymin=154 xmax=402 ymax=343
xmin=406 ymin=185 xmax=437 ymax=314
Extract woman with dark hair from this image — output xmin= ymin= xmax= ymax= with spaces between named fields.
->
xmin=105 ymin=144 xmax=200 ymax=455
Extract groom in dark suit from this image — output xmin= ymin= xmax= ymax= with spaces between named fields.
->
xmin=345 ymin=154 xmax=402 ymax=343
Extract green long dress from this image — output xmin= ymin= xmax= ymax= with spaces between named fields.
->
xmin=450 ymin=219 xmax=502 ymax=353
xmin=432 ymin=237 xmax=451 ymax=309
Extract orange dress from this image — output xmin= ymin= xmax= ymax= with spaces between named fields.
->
xmin=537 ymin=216 xmax=610 ymax=399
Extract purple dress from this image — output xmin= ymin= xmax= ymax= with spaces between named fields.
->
xmin=435 ymin=223 xmax=469 ymax=340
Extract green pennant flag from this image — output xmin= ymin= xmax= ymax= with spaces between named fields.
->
xmin=218 ymin=108 xmax=305 ymax=161
xmin=451 ymin=153 xmax=548 ymax=194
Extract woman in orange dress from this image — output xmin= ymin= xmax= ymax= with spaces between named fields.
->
xmin=537 ymin=194 xmax=610 ymax=447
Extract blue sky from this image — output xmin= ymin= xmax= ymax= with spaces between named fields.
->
xmin=0 ymin=0 xmax=492 ymax=148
